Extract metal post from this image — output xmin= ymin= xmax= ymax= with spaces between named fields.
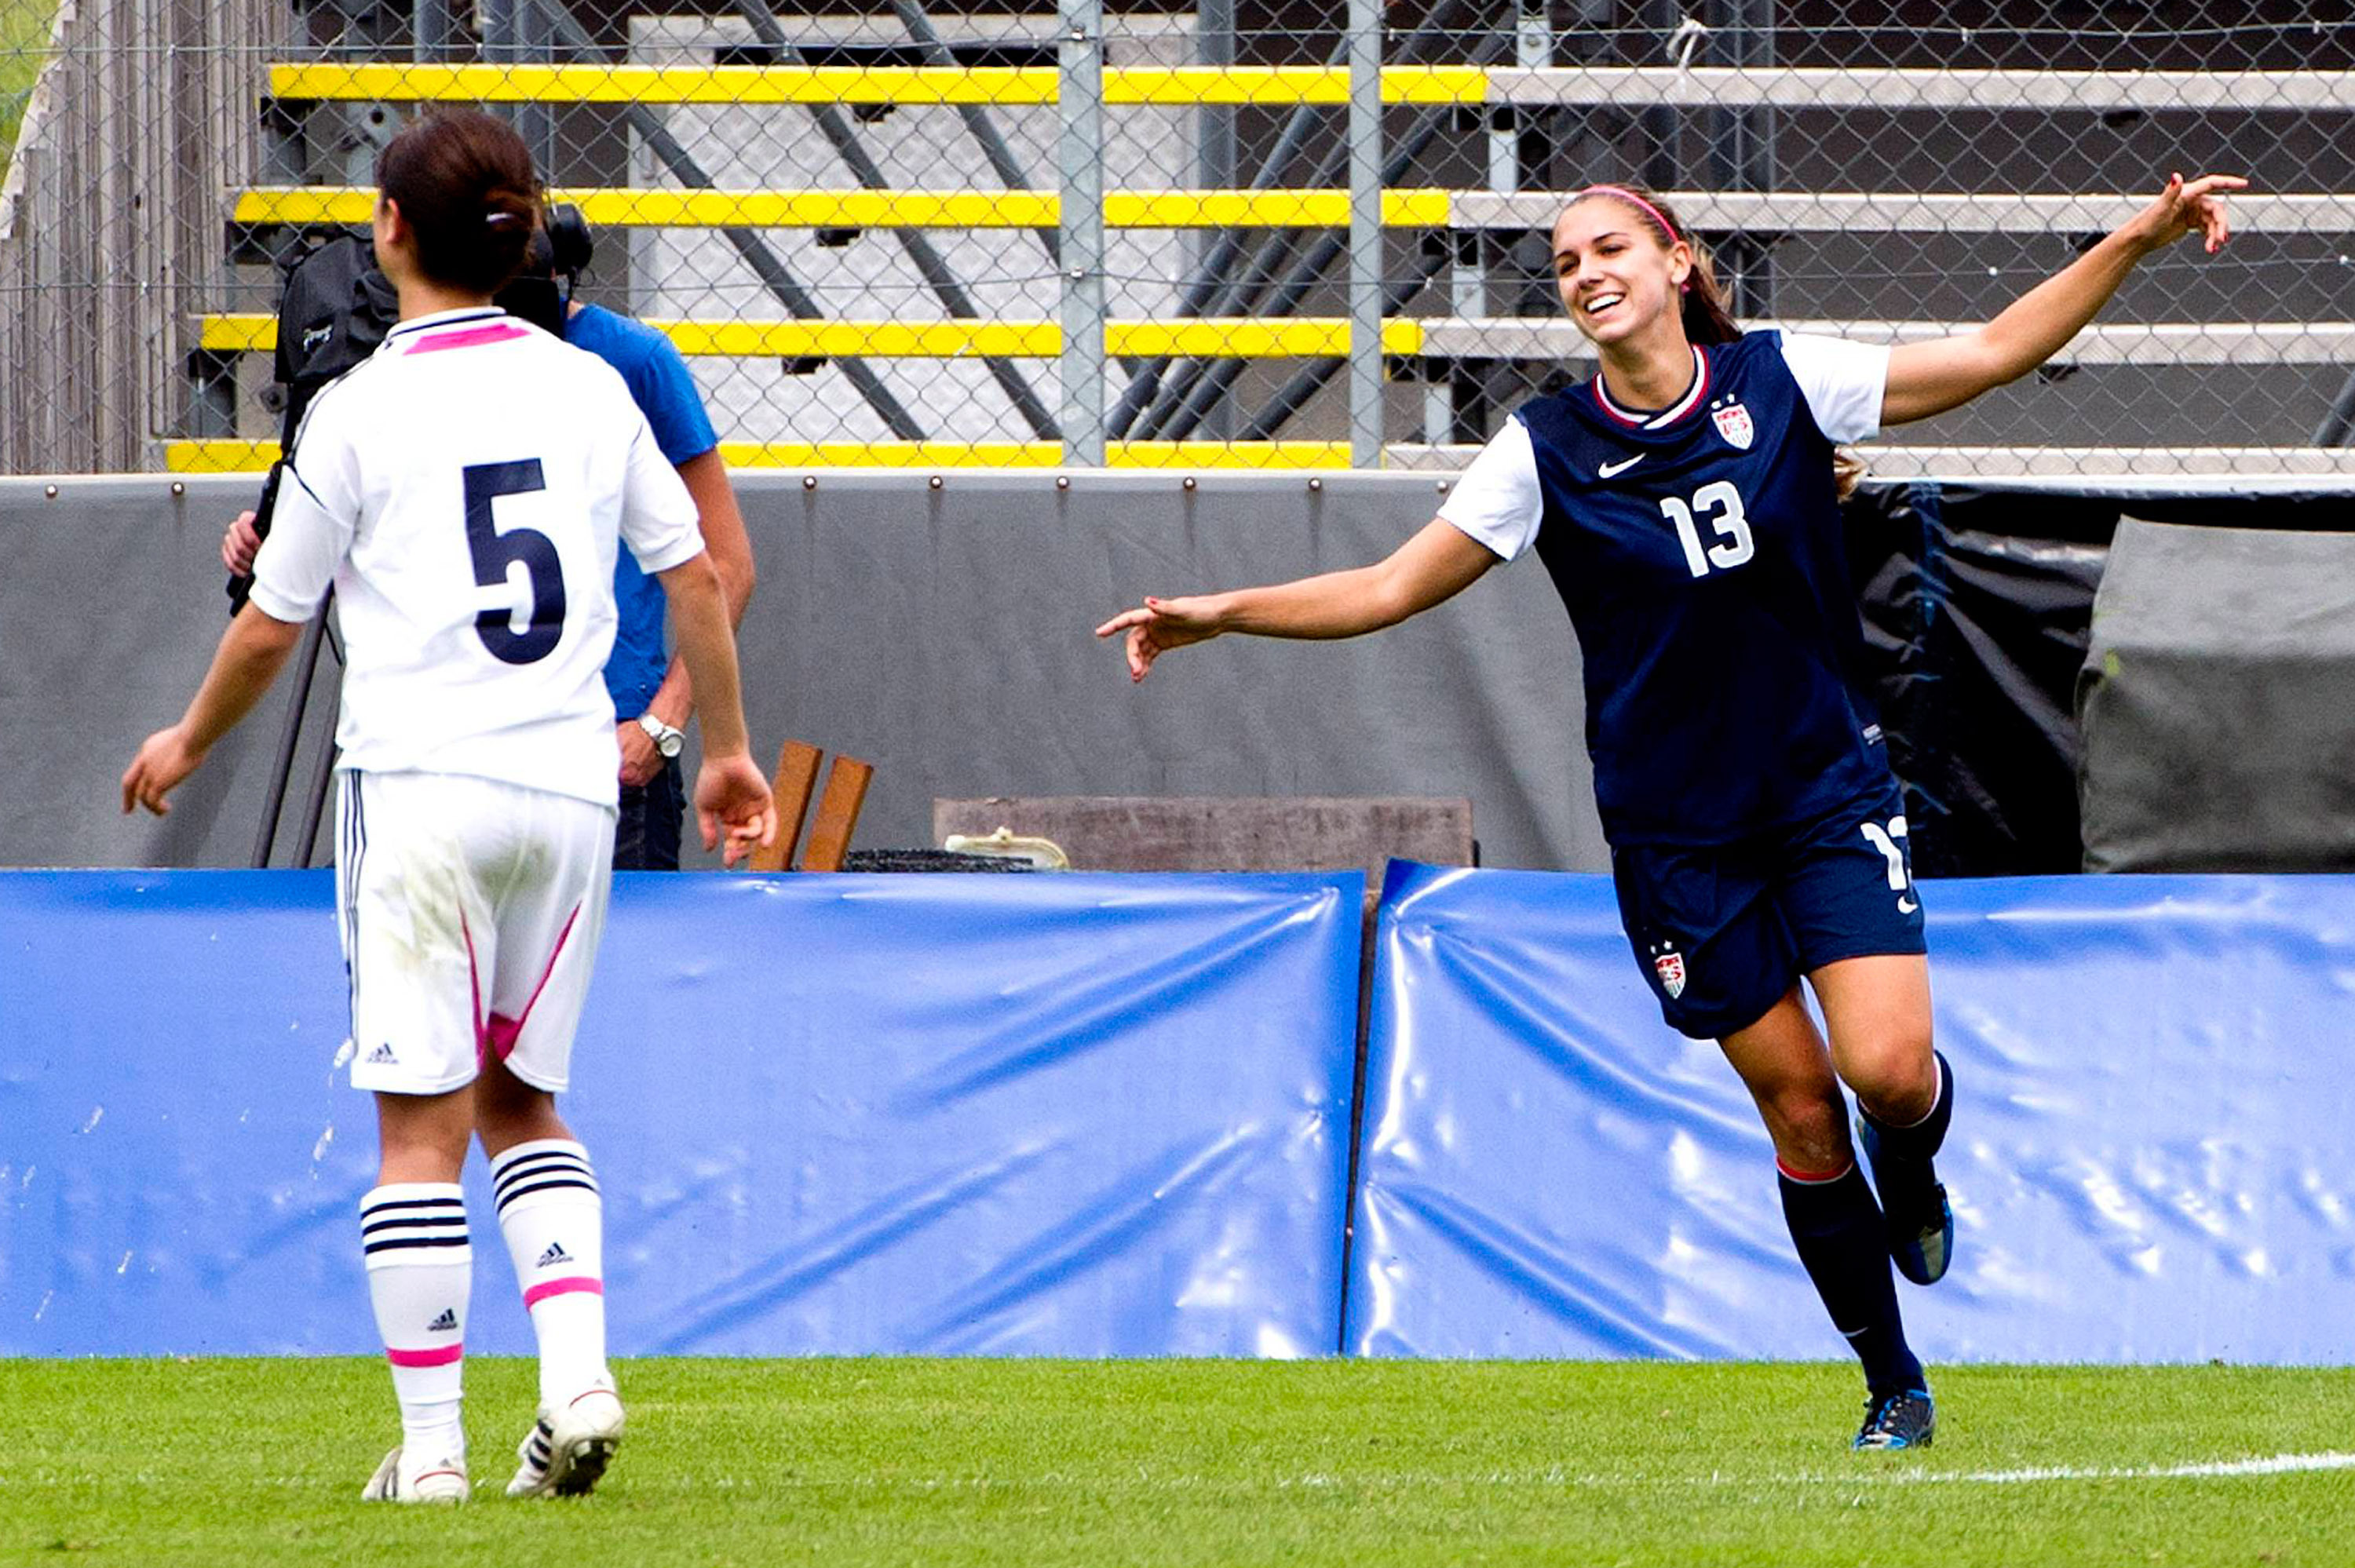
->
xmin=1705 ymin=0 xmax=1776 ymax=315
xmin=1196 ymin=0 xmax=1236 ymax=441
xmin=517 ymin=0 xmax=556 ymax=177
xmin=412 ymin=0 xmax=451 ymax=63
xmin=1058 ymin=0 xmax=1106 ymax=466
xmin=1346 ymin=0 xmax=1384 ymax=468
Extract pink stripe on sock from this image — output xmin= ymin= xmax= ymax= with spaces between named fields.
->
xmin=523 ymin=1274 xmax=604 ymax=1308
xmin=386 ymin=1343 xmax=464 ymax=1367
xmin=1776 ymin=1156 xmax=1857 ymax=1185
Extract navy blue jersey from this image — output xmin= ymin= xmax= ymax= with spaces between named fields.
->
xmin=1441 ymin=330 xmax=1892 ymax=847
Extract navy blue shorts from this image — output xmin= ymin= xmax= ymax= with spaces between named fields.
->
xmin=1611 ymin=775 xmax=1926 ymax=1041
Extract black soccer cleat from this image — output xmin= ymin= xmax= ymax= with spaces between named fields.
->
xmin=1853 ymin=1388 xmax=1937 ymax=1451
xmin=1858 ymin=1114 xmax=1955 ymax=1285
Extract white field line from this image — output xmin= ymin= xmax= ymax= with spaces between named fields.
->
xmin=1844 ymin=1452 xmax=2355 ymax=1486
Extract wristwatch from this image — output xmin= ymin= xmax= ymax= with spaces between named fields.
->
xmin=636 ymin=712 xmax=685 ymax=759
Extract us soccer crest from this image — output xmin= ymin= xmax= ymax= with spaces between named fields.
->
xmin=1652 ymin=945 xmax=1687 ymax=999
xmin=1711 ymin=401 xmax=1754 ymax=450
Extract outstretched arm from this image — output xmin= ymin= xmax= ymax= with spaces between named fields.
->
xmin=1094 ymin=518 xmax=1499 ymax=683
xmin=1881 ymin=173 xmax=2245 ymax=427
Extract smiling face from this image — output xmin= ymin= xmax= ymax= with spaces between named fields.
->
xmin=1552 ymin=195 xmax=1693 ymax=352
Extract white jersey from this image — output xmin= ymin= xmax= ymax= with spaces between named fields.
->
xmin=250 ymin=307 xmax=704 ymax=807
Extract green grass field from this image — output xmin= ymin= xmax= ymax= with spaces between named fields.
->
xmin=2 ymin=1358 xmax=2350 ymax=1566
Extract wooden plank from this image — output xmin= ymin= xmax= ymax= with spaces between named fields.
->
xmin=801 ymin=757 xmax=874 ymax=873
xmin=931 ymin=797 xmax=1474 ymax=884
xmin=751 ymin=739 xmax=823 ymax=873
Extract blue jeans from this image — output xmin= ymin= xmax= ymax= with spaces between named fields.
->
xmin=613 ymin=756 xmax=685 ymax=871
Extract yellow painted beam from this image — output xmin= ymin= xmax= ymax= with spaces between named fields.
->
xmin=265 ymin=62 xmax=1492 ymax=107
xmin=233 ymin=187 xmax=1457 ymax=230
xmin=168 ymin=439 xmax=1359 ymax=472
xmin=199 ymin=314 xmax=1429 ymax=359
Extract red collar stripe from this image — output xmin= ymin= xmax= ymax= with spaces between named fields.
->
xmin=1592 ymin=346 xmax=1709 ymax=429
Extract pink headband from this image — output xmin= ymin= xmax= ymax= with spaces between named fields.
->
xmin=1578 ymin=184 xmax=1680 ymax=242
xmin=1575 ymin=184 xmax=1691 ymax=292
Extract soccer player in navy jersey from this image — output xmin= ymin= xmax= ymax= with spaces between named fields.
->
xmin=1099 ymin=171 xmax=2241 ymax=1449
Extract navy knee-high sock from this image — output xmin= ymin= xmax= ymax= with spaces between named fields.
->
xmin=1778 ymin=1162 xmax=1924 ymax=1396
xmin=1860 ymin=1049 xmax=1954 ymax=1165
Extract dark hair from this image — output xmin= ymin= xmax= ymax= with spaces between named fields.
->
xmin=375 ymin=110 xmax=541 ymax=296
xmin=1568 ymin=184 xmax=1866 ymax=498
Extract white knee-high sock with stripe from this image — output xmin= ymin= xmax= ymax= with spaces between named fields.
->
xmin=490 ymin=1139 xmax=611 ymax=1409
xmin=360 ymin=1183 xmax=471 ymax=1457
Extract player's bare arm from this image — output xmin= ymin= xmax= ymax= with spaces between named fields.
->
xmin=121 ymin=603 xmax=307 ymax=815
xmin=619 ymin=450 xmax=755 ymax=787
xmin=654 ymin=549 xmax=775 ymax=865
xmin=1096 ymin=518 xmax=1496 ymax=683
xmin=1882 ymin=173 xmax=2244 ymax=426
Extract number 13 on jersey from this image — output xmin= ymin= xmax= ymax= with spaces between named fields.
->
xmin=1659 ymin=480 xmax=1754 ymax=578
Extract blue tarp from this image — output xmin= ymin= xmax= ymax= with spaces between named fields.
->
xmin=1351 ymin=862 xmax=2355 ymax=1364
xmin=0 ymin=870 xmax=1364 ymax=1358
xmin=10 ymin=866 xmax=2353 ymax=1363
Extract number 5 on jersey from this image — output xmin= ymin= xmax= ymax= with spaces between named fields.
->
xmin=465 ymin=459 xmax=567 ymax=665
xmin=1659 ymin=480 xmax=1754 ymax=578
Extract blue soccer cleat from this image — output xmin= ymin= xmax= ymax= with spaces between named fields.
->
xmin=1853 ymin=1388 xmax=1937 ymax=1451
xmin=1858 ymin=1114 xmax=1955 ymax=1285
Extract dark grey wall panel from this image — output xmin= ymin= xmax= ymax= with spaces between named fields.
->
xmin=0 ymin=472 xmax=1607 ymax=873
xmin=2079 ymin=520 xmax=2355 ymax=873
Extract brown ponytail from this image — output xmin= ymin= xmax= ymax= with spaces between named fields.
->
xmin=1570 ymin=184 xmax=1864 ymax=498
xmin=376 ymin=110 xmax=542 ymax=297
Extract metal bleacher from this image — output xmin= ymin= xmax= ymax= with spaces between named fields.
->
xmin=172 ymin=5 xmax=2355 ymax=480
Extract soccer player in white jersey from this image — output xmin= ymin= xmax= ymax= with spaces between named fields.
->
xmin=1101 ymin=172 xmax=2240 ymax=1449
xmin=122 ymin=110 xmax=776 ymax=1502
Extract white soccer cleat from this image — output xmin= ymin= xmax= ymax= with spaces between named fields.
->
xmin=360 ymin=1445 xmax=469 ymax=1504
xmin=506 ymin=1387 xmax=626 ymax=1499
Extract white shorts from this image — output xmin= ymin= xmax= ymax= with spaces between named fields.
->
xmin=338 ymin=770 xmax=615 ymax=1096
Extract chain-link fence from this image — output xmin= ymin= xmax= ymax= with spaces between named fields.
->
xmin=3 ymin=2 xmax=2352 ymax=477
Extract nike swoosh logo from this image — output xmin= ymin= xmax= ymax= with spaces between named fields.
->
xmin=1598 ymin=454 xmax=1645 ymax=478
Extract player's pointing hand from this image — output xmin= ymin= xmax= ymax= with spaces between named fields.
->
xmin=1094 ymin=595 xmax=1226 ymax=683
xmin=2128 ymin=171 xmax=2247 ymax=257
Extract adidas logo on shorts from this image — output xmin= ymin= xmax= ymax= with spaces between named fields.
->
xmin=425 ymin=1308 xmax=459 ymax=1333
xmin=537 ymin=1242 xmax=573 ymax=1268
xmin=366 ymin=1042 xmax=398 ymax=1064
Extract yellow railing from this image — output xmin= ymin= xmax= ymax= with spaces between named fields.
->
xmin=265 ymin=63 xmax=1492 ymax=107
xmin=166 ymin=439 xmax=1362 ymax=473
xmin=230 ymin=186 xmax=1458 ymax=230
xmin=197 ymin=315 xmax=1431 ymax=359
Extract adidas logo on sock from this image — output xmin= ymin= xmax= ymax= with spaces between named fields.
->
xmin=537 ymin=1242 xmax=573 ymax=1267
xmin=366 ymin=1042 xmax=398 ymax=1064
xmin=425 ymin=1308 xmax=458 ymax=1333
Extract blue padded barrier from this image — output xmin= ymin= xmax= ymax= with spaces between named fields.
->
xmin=1351 ymin=862 xmax=2355 ymax=1364
xmin=0 ymin=869 xmax=1363 ymax=1357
